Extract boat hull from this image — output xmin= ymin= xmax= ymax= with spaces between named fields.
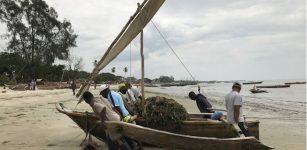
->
xmin=105 ymin=121 xmax=272 ymax=150
xmin=56 ymin=103 xmax=260 ymax=141
xmin=256 ymin=85 xmax=290 ymax=88
xmin=250 ymin=89 xmax=268 ymax=93
xmin=243 ymin=81 xmax=263 ymax=85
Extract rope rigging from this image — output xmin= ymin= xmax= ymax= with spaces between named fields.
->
xmin=150 ymin=20 xmax=201 ymax=93
xmin=150 ymin=20 xmax=196 ymax=82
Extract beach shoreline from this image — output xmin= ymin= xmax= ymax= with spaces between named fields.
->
xmin=0 ymin=87 xmax=305 ymax=150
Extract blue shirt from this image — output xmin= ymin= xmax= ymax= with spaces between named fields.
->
xmin=107 ymin=91 xmax=130 ymax=117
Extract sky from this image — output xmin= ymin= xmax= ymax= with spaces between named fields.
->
xmin=0 ymin=0 xmax=306 ymax=81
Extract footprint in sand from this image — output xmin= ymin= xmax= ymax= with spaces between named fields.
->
xmin=46 ymin=143 xmax=57 ymax=146
xmin=12 ymin=114 xmax=26 ymax=117
xmin=2 ymin=141 xmax=10 ymax=145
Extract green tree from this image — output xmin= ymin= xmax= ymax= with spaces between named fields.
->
xmin=158 ymin=75 xmax=175 ymax=83
xmin=0 ymin=0 xmax=77 ymax=79
xmin=0 ymin=52 xmax=26 ymax=81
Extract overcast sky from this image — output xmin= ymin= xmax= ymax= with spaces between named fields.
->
xmin=1 ymin=0 xmax=306 ymax=81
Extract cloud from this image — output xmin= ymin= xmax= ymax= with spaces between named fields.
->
xmin=1 ymin=0 xmax=305 ymax=80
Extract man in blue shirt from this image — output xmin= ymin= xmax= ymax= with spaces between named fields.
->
xmin=100 ymin=85 xmax=136 ymax=123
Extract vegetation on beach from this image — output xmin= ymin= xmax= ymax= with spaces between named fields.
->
xmin=142 ymin=96 xmax=188 ymax=133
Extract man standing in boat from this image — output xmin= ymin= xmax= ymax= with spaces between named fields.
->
xmin=225 ymin=82 xmax=249 ymax=136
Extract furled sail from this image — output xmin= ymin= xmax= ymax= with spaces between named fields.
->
xmin=76 ymin=0 xmax=165 ymax=104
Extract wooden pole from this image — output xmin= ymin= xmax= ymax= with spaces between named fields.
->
xmin=140 ymin=30 xmax=145 ymax=108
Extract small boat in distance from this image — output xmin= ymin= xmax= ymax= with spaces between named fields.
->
xmin=256 ymin=85 xmax=290 ymax=88
xmin=284 ymin=82 xmax=306 ymax=85
xmin=250 ymin=89 xmax=268 ymax=93
xmin=243 ymin=81 xmax=263 ymax=85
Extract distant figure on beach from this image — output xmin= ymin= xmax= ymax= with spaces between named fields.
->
xmin=33 ymin=79 xmax=36 ymax=90
xmin=82 ymin=91 xmax=132 ymax=150
xmin=30 ymin=79 xmax=36 ymax=90
xmin=71 ymin=80 xmax=77 ymax=95
xmin=188 ymin=91 xmax=213 ymax=113
xmin=225 ymin=82 xmax=249 ymax=136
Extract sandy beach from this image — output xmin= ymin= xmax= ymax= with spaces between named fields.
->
xmin=0 ymin=87 xmax=305 ymax=150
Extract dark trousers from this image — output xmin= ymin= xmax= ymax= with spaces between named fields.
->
xmin=238 ymin=122 xmax=250 ymax=136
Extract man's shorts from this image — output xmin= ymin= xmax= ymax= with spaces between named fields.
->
xmin=211 ymin=111 xmax=223 ymax=120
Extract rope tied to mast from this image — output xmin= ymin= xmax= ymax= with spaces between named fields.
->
xmin=150 ymin=20 xmax=201 ymax=93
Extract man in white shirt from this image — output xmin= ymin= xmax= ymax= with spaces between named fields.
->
xmin=225 ymin=82 xmax=249 ymax=136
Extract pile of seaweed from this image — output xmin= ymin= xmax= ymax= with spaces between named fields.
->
xmin=142 ymin=96 xmax=188 ymax=133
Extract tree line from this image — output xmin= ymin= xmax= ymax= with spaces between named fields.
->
xmin=0 ymin=0 xmax=178 ymax=85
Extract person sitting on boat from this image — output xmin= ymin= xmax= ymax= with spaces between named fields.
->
xmin=100 ymin=84 xmax=137 ymax=123
xmin=253 ymin=85 xmax=257 ymax=90
xmin=82 ymin=91 xmax=131 ymax=150
xmin=225 ymin=82 xmax=249 ymax=137
xmin=118 ymin=84 xmax=136 ymax=115
xmin=125 ymin=82 xmax=142 ymax=102
xmin=188 ymin=91 xmax=213 ymax=113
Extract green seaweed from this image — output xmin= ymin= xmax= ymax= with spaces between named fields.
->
xmin=142 ymin=96 xmax=188 ymax=133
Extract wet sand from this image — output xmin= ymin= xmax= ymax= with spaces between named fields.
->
xmin=0 ymin=87 xmax=305 ymax=150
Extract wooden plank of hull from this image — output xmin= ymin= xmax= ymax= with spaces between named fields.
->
xmin=105 ymin=121 xmax=272 ymax=150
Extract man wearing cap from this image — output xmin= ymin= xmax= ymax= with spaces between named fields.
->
xmin=225 ymin=82 xmax=249 ymax=136
xmin=100 ymin=84 xmax=137 ymax=123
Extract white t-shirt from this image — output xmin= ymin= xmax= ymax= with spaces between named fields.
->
xmin=225 ymin=91 xmax=244 ymax=123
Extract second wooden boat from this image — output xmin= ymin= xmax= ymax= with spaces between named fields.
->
xmin=256 ymin=85 xmax=290 ymax=88
xmin=243 ymin=81 xmax=263 ymax=85
xmin=250 ymin=89 xmax=268 ymax=93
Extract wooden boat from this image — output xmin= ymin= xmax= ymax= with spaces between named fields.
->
xmin=250 ymin=89 xmax=268 ymax=93
xmin=106 ymin=121 xmax=273 ymax=150
xmin=243 ymin=81 xmax=263 ymax=85
xmin=56 ymin=103 xmax=272 ymax=149
xmin=56 ymin=0 xmax=272 ymax=149
xmin=256 ymin=85 xmax=290 ymax=88
xmin=284 ymin=82 xmax=306 ymax=85
xmin=56 ymin=103 xmax=260 ymax=139
xmin=160 ymin=82 xmax=198 ymax=87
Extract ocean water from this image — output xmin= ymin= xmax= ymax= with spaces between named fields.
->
xmin=145 ymin=79 xmax=306 ymax=115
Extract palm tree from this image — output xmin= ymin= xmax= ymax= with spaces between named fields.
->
xmin=111 ymin=67 xmax=116 ymax=74
xmin=124 ymin=67 xmax=128 ymax=78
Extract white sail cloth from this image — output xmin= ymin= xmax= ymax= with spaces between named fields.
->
xmin=77 ymin=0 xmax=165 ymax=104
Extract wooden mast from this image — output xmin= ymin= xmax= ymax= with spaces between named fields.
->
xmin=140 ymin=30 xmax=145 ymax=108
xmin=138 ymin=3 xmax=145 ymax=108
